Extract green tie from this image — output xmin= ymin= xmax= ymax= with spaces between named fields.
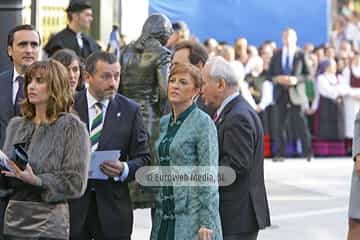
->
xmin=90 ymin=102 xmax=103 ymax=152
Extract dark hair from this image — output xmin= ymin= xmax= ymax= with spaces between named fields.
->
xmin=7 ymin=24 xmax=41 ymax=61
xmin=52 ymin=48 xmax=84 ymax=90
xmin=8 ymin=24 xmax=40 ymax=47
xmin=85 ymin=51 xmax=117 ymax=75
xmin=66 ymin=1 xmax=91 ymax=21
xmin=174 ymin=40 xmax=208 ymax=66
xmin=22 ymin=59 xmax=73 ymax=122
xmin=203 ymin=38 xmax=213 ymax=47
xmin=52 ymin=48 xmax=80 ymax=68
xmin=172 ymin=21 xmax=188 ymax=32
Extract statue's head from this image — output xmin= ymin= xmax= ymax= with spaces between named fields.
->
xmin=141 ymin=13 xmax=173 ymax=46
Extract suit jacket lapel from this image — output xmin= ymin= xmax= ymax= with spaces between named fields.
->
xmin=74 ymin=90 xmax=89 ymax=131
xmin=98 ymin=96 xmax=122 ymax=149
xmin=2 ymin=71 xmax=15 ymax=118
xmin=292 ymin=49 xmax=299 ymax=70
xmin=279 ymin=49 xmax=284 ymax=73
xmin=215 ymin=95 xmax=241 ymax=128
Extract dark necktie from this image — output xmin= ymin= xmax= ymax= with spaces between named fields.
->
xmin=14 ymin=76 xmax=25 ymax=115
xmin=283 ymin=52 xmax=291 ymax=75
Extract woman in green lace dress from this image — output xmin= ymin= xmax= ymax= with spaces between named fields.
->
xmin=150 ymin=63 xmax=222 ymax=240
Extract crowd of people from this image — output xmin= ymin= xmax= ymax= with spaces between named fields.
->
xmin=3 ymin=0 xmax=360 ymax=239
xmin=200 ymin=28 xmax=360 ymax=159
xmin=0 ymin=1 xmax=271 ymax=239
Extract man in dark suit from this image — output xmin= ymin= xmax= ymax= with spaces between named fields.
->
xmin=0 ymin=24 xmax=40 ymax=149
xmin=267 ymin=28 xmax=312 ymax=161
xmin=69 ymin=51 xmax=150 ymax=240
xmin=44 ymin=1 xmax=99 ymax=60
xmin=201 ymin=56 xmax=270 ymax=240
xmin=0 ymin=24 xmax=40 ymax=239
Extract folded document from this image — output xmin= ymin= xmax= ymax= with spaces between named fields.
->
xmin=89 ymin=150 xmax=121 ymax=180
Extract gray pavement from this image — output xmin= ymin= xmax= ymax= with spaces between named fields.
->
xmin=131 ymin=158 xmax=353 ymax=240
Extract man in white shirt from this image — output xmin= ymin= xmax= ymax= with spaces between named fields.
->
xmin=0 ymin=24 xmax=40 ymax=149
xmin=267 ymin=28 xmax=312 ymax=161
xmin=0 ymin=24 xmax=40 ymax=238
xmin=70 ymin=51 xmax=150 ymax=240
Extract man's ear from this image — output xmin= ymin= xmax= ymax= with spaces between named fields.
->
xmin=7 ymin=46 xmax=12 ymax=58
xmin=84 ymin=71 xmax=91 ymax=83
xmin=217 ymin=78 xmax=226 ymax=91
xmin=72 ymin=12 xmax=80 ymax=22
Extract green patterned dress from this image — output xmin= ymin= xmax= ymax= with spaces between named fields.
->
xmin=151 ymin=103 xmax=223 ymax=240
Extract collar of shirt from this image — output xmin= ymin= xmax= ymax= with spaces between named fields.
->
xmin=76 ymin=32 xmax=83 ymax=48
xmin=12 ymin=68 xmax=22 ymax=104
xmin=86 ymin=89 xmax=110 ymax=111
xmin=216 ymin=92 xmax=239 ymax=118
xmin=12 ymin=67 xmax=21 ymax=83
xmin=282 ymin=47 xmax=297 ymax=68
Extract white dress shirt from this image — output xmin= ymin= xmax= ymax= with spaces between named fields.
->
xmin=258 ymin=80 xmax=274 ymax=110
xmin=76 ymin=32 xmax=83 ymax=49
xmin=317 ymin=73 xmax=350 ymax=100
xmin=12 ymin=68 xmax=21 ymax=104
xmin=281 ymin=47 xmax=297 ymax=72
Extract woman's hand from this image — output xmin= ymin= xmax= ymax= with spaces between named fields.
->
xmin=198 ymin=226 xmax=213 ymax=240
xmin=1 ymin=160 xmax=42 ymax=186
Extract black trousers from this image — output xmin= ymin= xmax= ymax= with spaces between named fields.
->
xmin=223 ymin=231 xmax=259 ymax=240
xmin=272 ymin=102 xmax=312 ymax=157
xmin=70 ymin=191 xmax=130 ymax=240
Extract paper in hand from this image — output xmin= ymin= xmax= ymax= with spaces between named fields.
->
xmin=89 ymin=150 xmax=121 ymax=180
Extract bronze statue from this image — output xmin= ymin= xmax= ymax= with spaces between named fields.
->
xmin=119 ymin=13 xmax=173 ymax=209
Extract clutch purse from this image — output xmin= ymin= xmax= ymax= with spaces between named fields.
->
xmin=9 ymin=143 xmax=28 ymax=171
xmin=4 ymin=200 xmax=70 ymax=239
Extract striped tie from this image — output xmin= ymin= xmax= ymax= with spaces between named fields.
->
xmin=90 ymin=102 xmax=103 ymax=152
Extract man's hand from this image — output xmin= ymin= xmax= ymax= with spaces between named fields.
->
xmin=274 ymin=75 xmax=297 ymax=86
xmin=198 ymin=226 xmax=213 ymax=240
xmin=305 ymin=108 xmax=316 ymax=115
xmin=100 ymin=160 xmax=124 ymax=177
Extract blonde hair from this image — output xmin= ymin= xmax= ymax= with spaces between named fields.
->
xmin=22 ymin=59 xmax=74 ymax=122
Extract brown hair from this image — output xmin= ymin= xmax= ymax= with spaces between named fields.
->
xmin=21 ymin=59 xmax=74 ymax=122
xmin=52 ymin=48 xmax=84 ymax=90
xmin=173 ymin=40 xmax=208 ymax=66
xmin=169 ymin=63 xmax=202 ymax=89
